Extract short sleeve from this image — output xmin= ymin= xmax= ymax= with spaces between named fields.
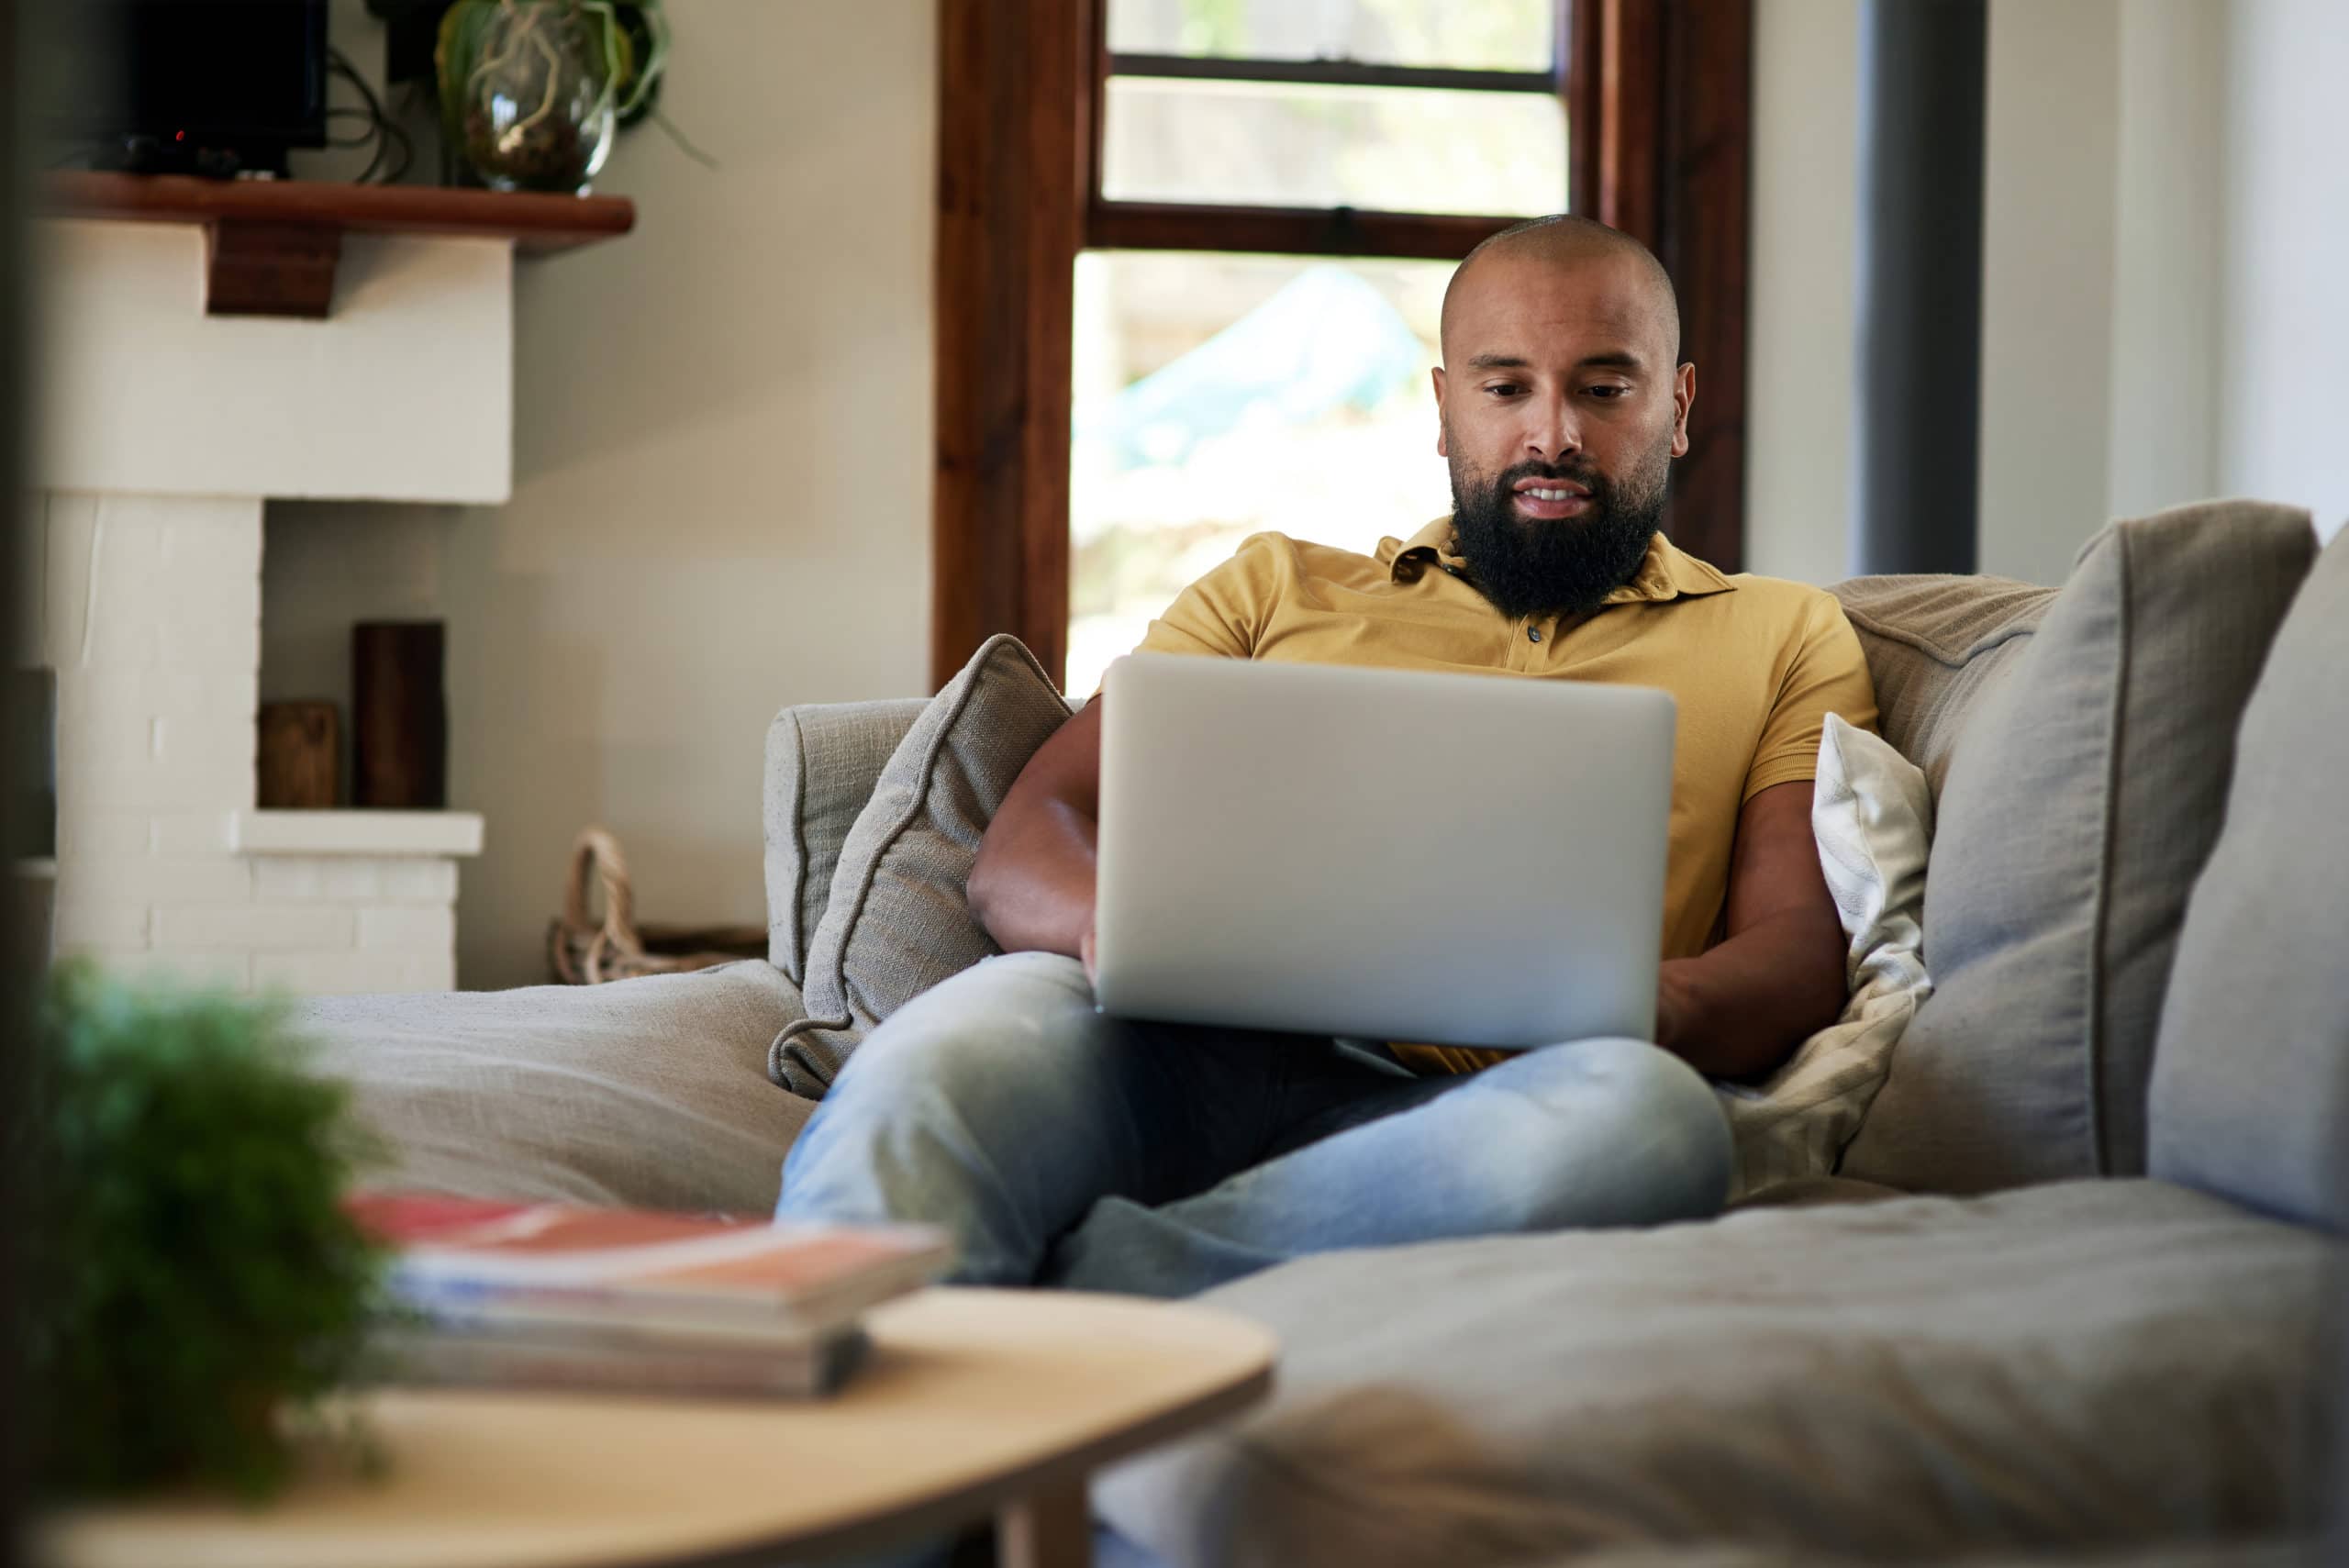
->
xmin=1132 ymin=533 xmax=1287 ymax=662
xmin=1742 ymin=594 xmax=1880 ymax=802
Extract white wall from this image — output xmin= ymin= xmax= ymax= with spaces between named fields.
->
xmin=1975 ymin=0 xmax=2121 ymax=587
xmin=2216 ymin=0 xmax=2349 ymax=544
xmin=262 ymin=0 xmax=936 ymax=988
xmin=35 ymin=223 xmax=512 ymax=503
xmin=1744 ymin=0 xmax=1861 ymax=586
xmin=2104 ymin=0 xmax=2225 ymax=524
xmin=1748 ymin=0 xmax=2345 ymax=585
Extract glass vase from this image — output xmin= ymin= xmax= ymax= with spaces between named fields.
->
xmin=456 ymin=2 xmax=616 ymax=195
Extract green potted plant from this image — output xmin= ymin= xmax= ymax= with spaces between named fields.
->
xmin=436 ymin=0 xmax=699 ymax=194
xmin=25 ymin=962 xmax=388 ymax=1499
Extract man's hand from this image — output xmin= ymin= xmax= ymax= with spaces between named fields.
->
xmin=1651 ymin=779 xmax=1848 ymax=1082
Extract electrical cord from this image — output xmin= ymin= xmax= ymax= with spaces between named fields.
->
xmin=326 ymin=45 xmax=414 ymax=184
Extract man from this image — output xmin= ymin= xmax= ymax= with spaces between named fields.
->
xmin=777 ymin=216 xmax=1877 ymax=1297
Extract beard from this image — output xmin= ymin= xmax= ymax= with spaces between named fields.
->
xmin=1446 ymin=439 xmax=1673 ymax=623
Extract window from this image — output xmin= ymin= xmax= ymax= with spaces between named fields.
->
xmin=1066 ymin=0 xmax=1572 ymax=694
xmin=1069 ymin=250 xmax=1455 ymax=694
xmin=1098 ymin=0 xmax=1567 ymax=217
xmin=932 ymin=0 xmax=1753 ymax=693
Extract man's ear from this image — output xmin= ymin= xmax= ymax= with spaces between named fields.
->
xmin=1670 ymin=362 xmax=1696 ymax=459
xmin=1431 ymin=365 xmax=1448 ymax=457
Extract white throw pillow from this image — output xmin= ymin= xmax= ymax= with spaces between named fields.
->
xmin=1714 ymin=714 xmax=1934 ymax=1200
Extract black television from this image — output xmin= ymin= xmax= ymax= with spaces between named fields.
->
xmin=52 ymin=0 xmax=329 ymax=177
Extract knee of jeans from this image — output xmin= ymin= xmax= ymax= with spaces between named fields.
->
xmin=785 ymin=1000 xmax=1076 ymax=1208
xmin=823 ymin=955 xmax=1108 ymax=1114
xmin=1505 ymin=1037 xmax=1732 ymax=1228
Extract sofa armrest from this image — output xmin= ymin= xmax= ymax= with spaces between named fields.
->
xmin=299 ymin=962 xmax=815 ymax=1214
xmin=763 ymin=698 xmax=929 ymax=984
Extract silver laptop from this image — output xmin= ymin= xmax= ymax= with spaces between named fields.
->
xmin=1092 ymin=653 xmax=1677 ymax=1050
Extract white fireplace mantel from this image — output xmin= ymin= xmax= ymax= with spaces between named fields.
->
xmin=27 ymin=188 xmax=630 ymax=995
xmin=38 ymin=217 xmax=515 ymax=505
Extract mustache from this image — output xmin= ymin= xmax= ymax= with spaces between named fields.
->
xmin=1492 ymin=458 xmax=1609 ymax=493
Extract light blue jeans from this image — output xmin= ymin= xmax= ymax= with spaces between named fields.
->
xmin=775 ymin=951 xmax=1731 ymax=1298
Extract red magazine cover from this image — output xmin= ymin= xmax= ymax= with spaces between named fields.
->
xmin=350 ymin=1192 xmax=952 ymax=1336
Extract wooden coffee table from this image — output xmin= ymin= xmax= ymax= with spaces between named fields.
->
xmin=42 ymin=1288 xmax=1276 ymax=1568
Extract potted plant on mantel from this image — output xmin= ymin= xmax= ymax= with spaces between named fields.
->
xmin=434 ymin=0 xmax=698 ymax=195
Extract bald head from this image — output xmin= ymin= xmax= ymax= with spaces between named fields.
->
xmin=1440 ymin=215 xmax=1682 ymax=366
xmin=1430 ymin=213 xmax=1697 ymax=620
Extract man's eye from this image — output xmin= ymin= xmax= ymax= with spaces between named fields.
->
xmin=1585 ymin=384 xmax=1631 ymax=399
xmin=1483 ymin=383 xmax=1523 ymax=397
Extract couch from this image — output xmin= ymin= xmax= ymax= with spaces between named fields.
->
xmin=304 ymin=500 xmax=2347 ymax=1565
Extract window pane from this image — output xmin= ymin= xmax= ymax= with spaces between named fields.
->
xmin=1102 ymin=77 xmax=1567 ymax=217
xmin=1068 ymin=250 xmax=1456 ymax=697
xmin=1108 ymin=0 xmax=1553 ymax=73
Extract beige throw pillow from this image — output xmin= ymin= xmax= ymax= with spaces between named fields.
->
xmin=2149 ymin=523 xmax=2349 ymax=1229
xmin=763 ymin=698 xmax=929 ymax=985
xmin=770 ymin=635 xmax=1073 ymax=1095
xmin=1716 ymin=715 xmax=1932 ymax=1199
xmin=1828 ymin=574 xmax=2054 ymax=801
xmin=1840 ymin=500 xmax=2317 ymax=1192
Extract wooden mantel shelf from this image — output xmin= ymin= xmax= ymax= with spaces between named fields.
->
xmin=41 ymin=172 xmax=635 ymax=319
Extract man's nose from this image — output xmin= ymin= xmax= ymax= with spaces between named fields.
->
xmin=1524 ymin=396 xmax=1584 ymax=463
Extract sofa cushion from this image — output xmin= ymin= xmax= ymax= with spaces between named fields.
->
xmin=1840 ymin=501 xmax=2316 ymax=1192
xmin=300 ymin=961 xmax=815 ymax=1214
xmin=1096 ymin=1180 xmax=2335 ymax=1568
xmin=1829 ymin=573 xmax=2054 ymax=799
xmin=1716 ymin=716 xmax=1932 ymax=1199
xmin=2151 ymin=525 xmax=2349 ymax=1231
xmin=771 ymin=635 xmax=1072 ymax=1095
xmin=763 ymin=697 xmax=929 ymax=984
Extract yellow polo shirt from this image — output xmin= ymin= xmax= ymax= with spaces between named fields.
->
xmin=1134 ymin=519 xmax=1878 ymax=1073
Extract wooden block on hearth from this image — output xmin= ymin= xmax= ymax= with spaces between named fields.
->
xmin=353 ymin=622 xmax=448 ymax=810
xmin=258 ymin=701 xmax=340 ymax=808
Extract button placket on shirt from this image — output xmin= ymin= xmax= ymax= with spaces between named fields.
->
xmin=1528 ymin=615 xmax=1577 ymax=670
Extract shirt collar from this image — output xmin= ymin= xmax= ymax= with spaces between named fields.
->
xmin=1376 ymin=516 xmax=1738 ymax=605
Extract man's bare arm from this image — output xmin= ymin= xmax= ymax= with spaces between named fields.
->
xmin=967 ymin=698 xmax=1104 ymax=961
xmin=1653 ymin=779 xmax=1846 ymax=1082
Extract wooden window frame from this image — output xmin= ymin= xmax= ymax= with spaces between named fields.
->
xmin=931 ymin=0 xmax=1752 ymax=691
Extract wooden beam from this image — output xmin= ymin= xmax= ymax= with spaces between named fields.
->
xmin=1654 ymin=0 xmax=1753 ymax=572
xmin=1087 ymin=203 xmax=1515 ymax=261
xmin=1107 ymin=54 xmax=1557 ymax=94
xmin=203 ymin=220 xmax=340 ymax=318
xmin=1572 ymin=0 xmax=1752 ymax=572
xmin=43 ymin=172 xmax=635 ymax=254
xmin=43 ymin=172 xmax=637 ymax=321
xmin=1564 ymin=0 xmax=1592 ymax=215
xmin=1586 ymin=0 xmax=1665 ymax=247
xmin=930 ymin=0 xmax=1093 ymax=691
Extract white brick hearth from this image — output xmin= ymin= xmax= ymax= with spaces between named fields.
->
xmin=27 ymin=216 xmax=514 ymax=995
xmin=28 ymin=491 xmax=479 ymax=995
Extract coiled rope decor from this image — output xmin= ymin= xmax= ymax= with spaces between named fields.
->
xmin=546 ymin=826 xmax=766 ymax=984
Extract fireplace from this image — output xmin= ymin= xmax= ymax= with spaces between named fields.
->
xmin=27 ymin=181 xmax=629 ymax=994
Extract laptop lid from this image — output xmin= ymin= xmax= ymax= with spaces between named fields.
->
xmin=1093 ymin=653 xmax=1675 ymax=1050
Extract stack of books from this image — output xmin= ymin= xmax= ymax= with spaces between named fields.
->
xmin=351 ymin=1193 xmax=954 ymax=1398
